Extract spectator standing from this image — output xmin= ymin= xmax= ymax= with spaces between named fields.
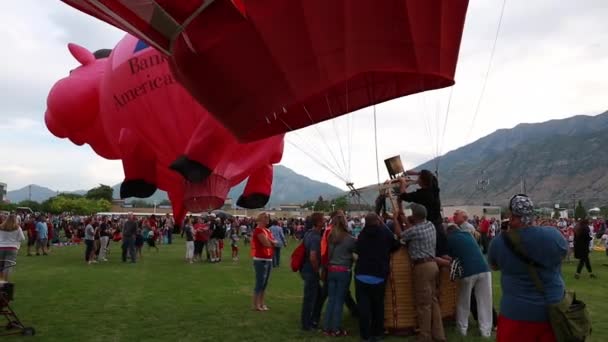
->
xmin=574 ymin=219 xmax=596 ymax=279
xmin=489 ymin=195 xmax=567 ymax=342
xmin=269 ymin=220 xmax=287 ymax=268
xmin=300 ymin=212 xmax=324 ymax=331
xmin=35 ymin=216 xmax=49 ymax=256
xmin=0 ymin=214 xmax=25 ymax=281
xmin=84 ymin=218 xmax=96 ymax=264
xmin=252 ymin=213 xmax=276 ymax=312
xmin=122 ymin=213 xmax=137 ymax=263
xmin=183 ymin=218 xmax=194 ymax=263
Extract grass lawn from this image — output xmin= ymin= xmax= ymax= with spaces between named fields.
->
xmin=5 ymin=237 xmax=607 ymax=341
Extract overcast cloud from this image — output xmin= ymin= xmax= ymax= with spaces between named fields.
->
xmin=0 ymin=1 xmax=606 ymax=193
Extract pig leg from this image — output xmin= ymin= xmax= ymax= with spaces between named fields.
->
xmin=170 ymin=120 xmax=234 ymax=183
xmin=119 ymin=128 xmax=157 ymax=198
xmin=236 ymin=164 xmax=273 ymax=209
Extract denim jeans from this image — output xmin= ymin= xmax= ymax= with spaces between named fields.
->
xmin=122 ymin=237 xmax=136 ymax=263
xmin=323 ymin=271 xmax=351 ymax=331
xmin=85 ymin=239 xmax=94 ymax=261
xmin=253 ymin=260 xmax=272 ymax=294
xmin=272 ymin=247 xmax=282 ymax=267
xmin=301 ymin=271 xmax=321 ymax=330
xmin=355 ymin=279 xmax=386 ymax=341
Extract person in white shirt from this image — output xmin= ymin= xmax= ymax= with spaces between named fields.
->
xmin=0 ymin=214 xmax=26 ymax=281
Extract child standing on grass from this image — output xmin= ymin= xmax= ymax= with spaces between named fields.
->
xmin=184 ymin=219 xmax=194 ymax=263
xmin=231 ymin=228 xmax=240 ymax=261
xmin=147 ymin=229 xmax=159 ymax=252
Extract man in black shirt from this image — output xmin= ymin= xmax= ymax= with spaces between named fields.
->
xmin=122 ymin=213 xmax=137 ymax=263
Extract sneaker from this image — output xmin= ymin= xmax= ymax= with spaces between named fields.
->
xmin=102 ymin=258 xmax=108 ymax=262
xmin=574 ymin=273 xmax=580 ymax=279
xmin=590 ymin=274 xmax=597 ymax=279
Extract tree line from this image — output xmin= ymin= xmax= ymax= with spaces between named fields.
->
xmin=0 ymin=184 xmax=114 ymax=215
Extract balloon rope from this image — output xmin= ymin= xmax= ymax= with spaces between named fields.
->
xmin=302 ymin=106 xmax=348 ymax=181
xmin=466 ymin=0 xmax=508 ymax=141
xmin=435 ymin=86 xmax=455 ymax=174
xmin=373 ymin=105 xmax=380 ymax=184
xmin=325 ymin=96 xmax=349 ymax=182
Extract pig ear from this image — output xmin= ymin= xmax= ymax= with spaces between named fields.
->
xmin=68 ymin=43 xmax=96 ymax=66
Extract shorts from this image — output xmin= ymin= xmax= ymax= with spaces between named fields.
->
xmin=231 ymin=245 xmax=238 ymax=252
xmin=218 ymin=240 xmax=224 ymax=249
xmin=36 ymin=238 xmax=48 ymax=248
xmin=253 ymin=259 xmax=272 ymax=294
xmin=27 ymin=237 xmax=36 ymax=246
xmin=0 ymin=249 xmax=18 ymax=274
xmin=208 ymin=239 xmax=219 ymax=253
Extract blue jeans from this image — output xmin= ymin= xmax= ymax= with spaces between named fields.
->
xmin=323 ymin=271 xmax=351 ymax=331
xmin=122 ymin=237 xmax=136 ymax=263
xmin=272 ymin=247 xmax=281 ymax=267
xmin=253 ymin=260 xmax=272 ymax=294
xmin=301 ymin=271 xmax=321 ymax=330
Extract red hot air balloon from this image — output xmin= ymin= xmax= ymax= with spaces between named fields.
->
xmin=59 ymin=0 xmax=469 ymax=142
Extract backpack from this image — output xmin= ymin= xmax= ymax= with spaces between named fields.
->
xmin=290 ymin=242 xmax=306 ymax=272
xmin=449 ymin=258 xmax=463 ymax=281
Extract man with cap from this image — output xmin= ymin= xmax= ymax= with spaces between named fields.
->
xmin=488 ymin=194 xmax=567 ymax=342
xmin=401 ymin=203 xmax=446 ymax=342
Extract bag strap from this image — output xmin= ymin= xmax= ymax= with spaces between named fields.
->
xmin=503 ymin=230 xmax=546 ymax=294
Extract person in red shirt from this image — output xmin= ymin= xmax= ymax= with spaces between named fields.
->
xmin=252 ymin=212 xmax=276 ymax=311
xmin=479 ymin=216 xmax=490 ymax=254
xmin=193 ymin=217 xmax=209 ymax=262
xmin=24 ymin=217 xmax=37 ymax=256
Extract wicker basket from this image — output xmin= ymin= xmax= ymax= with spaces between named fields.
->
xmin=384 ymin=246 xmax=459 ymax=334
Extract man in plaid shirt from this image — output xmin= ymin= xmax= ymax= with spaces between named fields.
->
xmin=401 ymin=203 xmax=445 ymax=342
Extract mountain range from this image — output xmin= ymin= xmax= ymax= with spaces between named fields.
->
xmin=8 ymin=111 xmax=608 ymax=209
xmin=416 ymin=110 xmax=608 ymax=207
xmin=6 ymin=165 xmax=343 ymax=207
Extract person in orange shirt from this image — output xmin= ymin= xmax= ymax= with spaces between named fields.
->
xmin=252 ymin=212 xmax=276 ymax=311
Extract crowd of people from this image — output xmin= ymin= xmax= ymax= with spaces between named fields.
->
xmin=0 ymin=169 xmax=604 ymax=341
xmin=247 ymin=170 xmax=601 ymax=342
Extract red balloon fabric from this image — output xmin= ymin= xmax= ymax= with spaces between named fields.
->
xmin=60 ymin=0 xmax=469 ymax=142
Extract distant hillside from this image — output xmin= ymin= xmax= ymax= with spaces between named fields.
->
xmin=7 ymin=185 xmax=58 ymax=203
xmin=415 ymin=110 xmax=608 ymax=207
xmin=8 ymin=165 xmax=342 ymax=208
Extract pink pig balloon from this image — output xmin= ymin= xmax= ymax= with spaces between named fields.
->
xmin=101 ymin=35 xmax=284 ymax=211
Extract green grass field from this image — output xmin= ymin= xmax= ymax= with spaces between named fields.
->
xmin=5 ymin=237 xmax=607 ymax=341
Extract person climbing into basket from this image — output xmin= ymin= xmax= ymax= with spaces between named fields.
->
xmin=398 ymin=170 xmax=451 ymax=267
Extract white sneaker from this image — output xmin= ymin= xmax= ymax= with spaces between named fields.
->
xmin=102 ymin=258 xmax=108 ymax=262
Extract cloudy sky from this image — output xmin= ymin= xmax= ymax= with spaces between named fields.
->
xmin=0 ymin=0 xmax=607 ymax=193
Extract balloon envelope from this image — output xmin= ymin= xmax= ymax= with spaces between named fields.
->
xmin=60 ymin=0 xmax=469 ymax=142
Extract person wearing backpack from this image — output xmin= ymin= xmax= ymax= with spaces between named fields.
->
xmin=300 ymin=212 xmax=325 ymax=331
xmin=488 ymin=195 xmax=570 ymax=342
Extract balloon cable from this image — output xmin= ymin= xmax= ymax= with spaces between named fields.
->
xmin=466 ymin=0 xmax=507 ymax=141
xmin=373 ymin=105 xmax=380 ymax=184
